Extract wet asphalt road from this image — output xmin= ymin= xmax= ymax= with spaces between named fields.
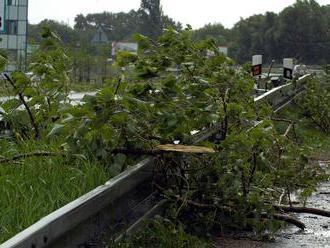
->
xmin=266 ymin=181 xmax=330 ymax=248
xmin=216 ymin=181 xmax=330 ymax=248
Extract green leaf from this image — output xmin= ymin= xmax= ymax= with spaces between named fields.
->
xmin=47 ymin=124 xmax=65 ymax=137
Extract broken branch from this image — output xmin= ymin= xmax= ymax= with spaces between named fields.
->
xmin=283 ymin=123 xmax=293 ymax=137
xmin=111 ymin=145 xmax=216 ymax=155
xmin=263 ymin=213 xmax=305 ymax=230
xmin=0 ymin=151 xmax=67 ymax=164
xmin=274 ymin=204 xmax=330 ymax=218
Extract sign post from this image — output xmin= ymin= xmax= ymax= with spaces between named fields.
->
xmin=283 ymin=58 xmax=294 ymax=80
xmin=252 ymin=55 xmax=262 ymax=77
xmin=0 ymin=0 xmax=5 ymax=33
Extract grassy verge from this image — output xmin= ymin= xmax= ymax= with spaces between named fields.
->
xmin=274 ymin=103 xmax=330 ymax=155
xmin=0 ymin=139 xmax=113 ymax=243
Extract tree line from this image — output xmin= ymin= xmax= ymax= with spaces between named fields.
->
xmin=28 ymin=0 xmax=330 ymax=69
xmin=194 ymin=0 xmax=330 ymax=64
xmin=28 ymin=0 xmax=181 ymax=46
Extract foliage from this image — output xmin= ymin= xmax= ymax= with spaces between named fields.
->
xmin=1 ymin=23 xmax=330 ymax=245
xmin=298 ymin=72 xmax=330 ymax=133
xmin=275 ymin=0 xmax=329 ymax=64
xmin=191 ymin=1 xmax=330 ymax=64
xmin=73 ymin=2 xmax=181 ymax=42
xmin=47 ymin=27 xmax=328 ymax=237
xmin=193 ymin=23 xmax=231 ymax=46
xmin=27 ymin=0 xmax=330 ymax=67
xmin=138 ymin=0 xmax=163 ymax=39
xmin=28 ymin=19 xmax=78 ymax=45
xmin=158 ymin=122 xmax=325 ymax=236
xmin=137 ymin=0 xmax=181 ymax=39
xmin=52 ymin=27 xmax=256 ymax=160
xmin=28 ymin=1 xmax=181 ymax=84
xmin=2 ymin=26 xmax=70 ymax=139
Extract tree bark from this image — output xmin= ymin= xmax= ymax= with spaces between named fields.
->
xmin=274 ymin=204 xmax=330 ymax=218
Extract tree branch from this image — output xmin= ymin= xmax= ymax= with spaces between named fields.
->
xmin=110 ymin=145 xmax=215 ymax=155
xmin=220 ymin=88 xmax=229 ymax=141
xmin=114 ymin=77 xmax=123 ymax=95
xmin=271 ymin=117 xmax=295 ymax=124
xmin=261 ymin=213 xmax=305 ymax=230
xmin=4 ymin=73 xmax=41 ymax=139
xmin=283 ymin=123 xmax=293 ymax=137
xmin=154 ymin=183 xmax=306 ymax=230
xmin=274 ymin=204 xmax=330 ymax=218
xmin=0 ymin=151 xmax=66 ymax=164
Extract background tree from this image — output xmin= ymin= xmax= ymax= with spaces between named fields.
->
xmin=274 ymin=0 xmax=330 ymax=64
xmin=229 ymin=0 xmax=330 ymax=64
xmin=28 ymin=0 xmax=330 ymax=73
xmin=29 ymin=19 xmax=78 ymax=45
xmin=138 ymin=0 xmax=163 ymax=39
xmin=193 ymin=23 xmax=230 ymax=45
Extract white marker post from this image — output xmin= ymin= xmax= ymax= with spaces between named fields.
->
xmin=252 ymin=55 xmax=263 ymax=77
xmin=283 ymin=58 xmax=294 ymax=80
xmin=0 ymin=0 xmax=5 ymax=33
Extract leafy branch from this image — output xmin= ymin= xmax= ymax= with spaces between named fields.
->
xmin=3 ymin=73 xmax=41 ymax=139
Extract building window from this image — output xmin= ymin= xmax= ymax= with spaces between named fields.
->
xmin=6 ymin=20 xmax=18 ymax=35
xmin=7 ymin=0 xmax=17 ymax=5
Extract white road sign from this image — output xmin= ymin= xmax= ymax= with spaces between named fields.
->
xmin=252 ymin=55 xmax=263 ymax=76
xmin=283 ymin=58 xmax=294 ymax=69
xmin=252 ymin=55 xmax=262 ymax=66
xmin=283 ymin=58 xmax=294 ymax=79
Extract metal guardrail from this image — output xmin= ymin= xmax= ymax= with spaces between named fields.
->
xmin=254 ymin=74 xmax=311 ymax=110
xmin=0 ymin=74 xmax=312 ymax=248
xmin=1 ymin=159 xmax=156 ymax=248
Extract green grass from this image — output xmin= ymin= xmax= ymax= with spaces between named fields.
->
xmin=274 ymin=104 xmax=330 ymax=153
xmin=0 ymin=139 xmax=113 ymax=243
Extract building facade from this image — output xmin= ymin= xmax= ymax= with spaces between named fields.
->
xmin=0 ymin=0 xmax=28 ymax=71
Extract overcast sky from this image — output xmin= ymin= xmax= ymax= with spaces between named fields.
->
xmin=29 ymin=0 xmax=330 ymax=29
